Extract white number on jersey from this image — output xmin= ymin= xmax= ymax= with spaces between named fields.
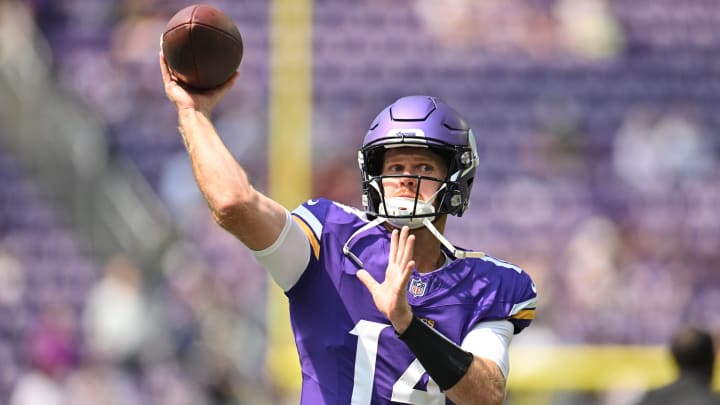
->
xmin=349 ymin=320 xmax=445 ymax=405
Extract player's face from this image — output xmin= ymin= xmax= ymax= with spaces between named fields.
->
xmin=381 ymin=148 xmax=447 ymax=201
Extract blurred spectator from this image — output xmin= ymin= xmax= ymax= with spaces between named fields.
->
xmin=10 ymin=302 xmax=78 ymax=405
xmin=26 ymin=303 xmax=79 ymax=380
xmin=554 ymin=0 xmax=624 ymax=59
xmin=140 ymin=362 xmax=210 ymax=405
xmin=63 ymin=359 xmax=143 ymax=405
xmin=0 ymin=247 xmax=25 ymax=307
xmin=412 ymin=0 xmax=623 ymax=58
xmin=635 ymin=326 xmax=719 ymax=405
xmin=158 ymin=241 xmax=274 ymax=403
xmin=10 ymin=369 xmax=66 ymax=405
xmin=82 ymin=254 xmax=148 ymax=367
xmin=613 ymin=110 xmax=714 ymax=195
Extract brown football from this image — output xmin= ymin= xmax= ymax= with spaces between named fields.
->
xmin=162 ymin=4 xmax=243 ymax=90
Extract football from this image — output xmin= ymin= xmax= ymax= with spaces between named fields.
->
xmin=161 ymin=4 xmax=243 ymax=90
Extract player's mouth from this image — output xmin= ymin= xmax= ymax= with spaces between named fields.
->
xmin=391 ymin=192 xmax=418 ymax=199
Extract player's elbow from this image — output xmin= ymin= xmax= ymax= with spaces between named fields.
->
xmin=446 ymin=358 xmax=506 ymax=405
xmin=487 ymin=376 xmax=506 ymax=405
xmin=209 ymin=191 xmax=256 ymax=230
xmin=451 ymin=385 xmax=504 ymax=405
xmin=485 ymin=386 xmax=506 ymax=405
xmin=481 ymin=370 xmax=506 ymax=405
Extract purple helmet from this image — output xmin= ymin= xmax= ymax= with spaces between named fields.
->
xmin=358 ymin=95 xmax=479 ymax=224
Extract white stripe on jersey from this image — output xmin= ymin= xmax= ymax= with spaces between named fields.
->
xmin=480 ymin=256 xmax=522 ymax=274
xmin=293 ymin=204 xmax=324 ymax=240
xmin=509 ymin=297 xmax=538 ymax=316
xmin=331 ymin=200 xmax=369 ymax=219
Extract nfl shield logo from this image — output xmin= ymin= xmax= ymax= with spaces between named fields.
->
xmin=409 ymin=278 xmax=427 ymax=297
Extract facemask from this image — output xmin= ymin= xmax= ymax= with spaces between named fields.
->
xmin=379 ymin=197 xmax=436 ymax=229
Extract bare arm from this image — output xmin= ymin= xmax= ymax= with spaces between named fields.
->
xmin=160 ymin=51 xmax=287 ymax=250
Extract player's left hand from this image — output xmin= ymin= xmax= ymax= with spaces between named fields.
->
xmin=357 ymin=226 xmax=415 ymax=333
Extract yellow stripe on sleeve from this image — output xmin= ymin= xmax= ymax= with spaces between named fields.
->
xmin=511 ymin=309 xmax=536 ymax=320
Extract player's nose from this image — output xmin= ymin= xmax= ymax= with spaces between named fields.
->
xmin=399 ymin=176 xmax=418 ymax=189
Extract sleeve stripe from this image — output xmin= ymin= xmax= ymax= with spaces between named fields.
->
xmin=292 ymin=215 xmax=320 ymax=259
xmin=510 ymin=309 xmax=536 ymax=320
xmin=509 ymin=296 xmax=538 ymax=316
xmin=292 ymin=205 xmax=323 ymax=239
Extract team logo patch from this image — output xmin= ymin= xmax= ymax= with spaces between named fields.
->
xmin=409 ymin=278 xmax=427 ymax=297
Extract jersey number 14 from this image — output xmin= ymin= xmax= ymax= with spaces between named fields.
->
xmin=349 ymin=320 xmax=445 ymax=405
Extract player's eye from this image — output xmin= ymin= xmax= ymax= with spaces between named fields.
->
xmin=385 ymin=164 xmax=403 ymax=173
xmin=419 ymin=164 xmax=435 ymax=173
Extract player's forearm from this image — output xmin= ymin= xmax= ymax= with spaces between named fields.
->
xmin=177 ymin=108 xmax=285 ymax=249
xmin=396 ymin=316 xmax=505 ymax=405
xmin=445 ymin=356 xmax=505 ymax=405
xmin=178 ymin=108 xmax=253 ymax=211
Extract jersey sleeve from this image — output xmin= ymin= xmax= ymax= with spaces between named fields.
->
xmin=505 ymin=270 xmax=537 ymax=334
xmin=289 ymin=198 xmax=332 ymax=261
xmin=250 ymin=198 xmax=337 ymax=291
xmin=475 ymin=256 xmax=538 ymax=335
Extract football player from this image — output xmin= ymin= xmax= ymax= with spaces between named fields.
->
xmin=160 ymin=53 xmax=537 ymax=405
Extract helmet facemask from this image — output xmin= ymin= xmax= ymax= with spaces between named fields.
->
xmin=366 ymin=168 xmax=446 ymax=229
xmin=359 ymin=140 xmax=476 ymax=228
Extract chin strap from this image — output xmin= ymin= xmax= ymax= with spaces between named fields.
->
xmin=342 ymin=215 xmax=485 ymax=270
xmin=380 ymin=197 xmax=434 ymax=230
xmin=421 ymin=218 xmax=486 ymax=259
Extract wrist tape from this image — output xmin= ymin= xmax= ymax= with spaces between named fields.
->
xmin=397 ymin=316 xmax=474 ymax=391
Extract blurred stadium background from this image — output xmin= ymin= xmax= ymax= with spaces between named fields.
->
xmin=0 ymin=0 xmax=719 ymax=404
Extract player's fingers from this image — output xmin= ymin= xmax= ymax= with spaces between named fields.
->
xmin=395 ymin=226 xmax=407 ymax=262
xmin=159 ymin=52 xmax=172 ymax=83
xmin=399 ymin=230 xmax=414 ymax=266
xmin=394 ymin=226 xmax=409 ymax=264
xmin=402 ymin=260 xmax=416 ymax=284
xmin=356 ymin=269 xmax=379 ymax=292
xmin=388 ymin=228 xmax=399 ymax=264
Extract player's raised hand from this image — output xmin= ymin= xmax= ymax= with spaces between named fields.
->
xmin=357 ymin=226 xmax=415 ymax=333
xmin=159 ymin=49 xmax=237 ymax=117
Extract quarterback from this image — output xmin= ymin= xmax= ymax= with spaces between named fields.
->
xmin=160 ymin=52 xmax=536 ymax=404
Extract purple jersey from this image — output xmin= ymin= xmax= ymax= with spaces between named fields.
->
xmin=288 ymin=198 xmax=537 ymax=405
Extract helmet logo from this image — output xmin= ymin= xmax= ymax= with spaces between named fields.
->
xmin=386 ymin=128 xmax=426 ymax=139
